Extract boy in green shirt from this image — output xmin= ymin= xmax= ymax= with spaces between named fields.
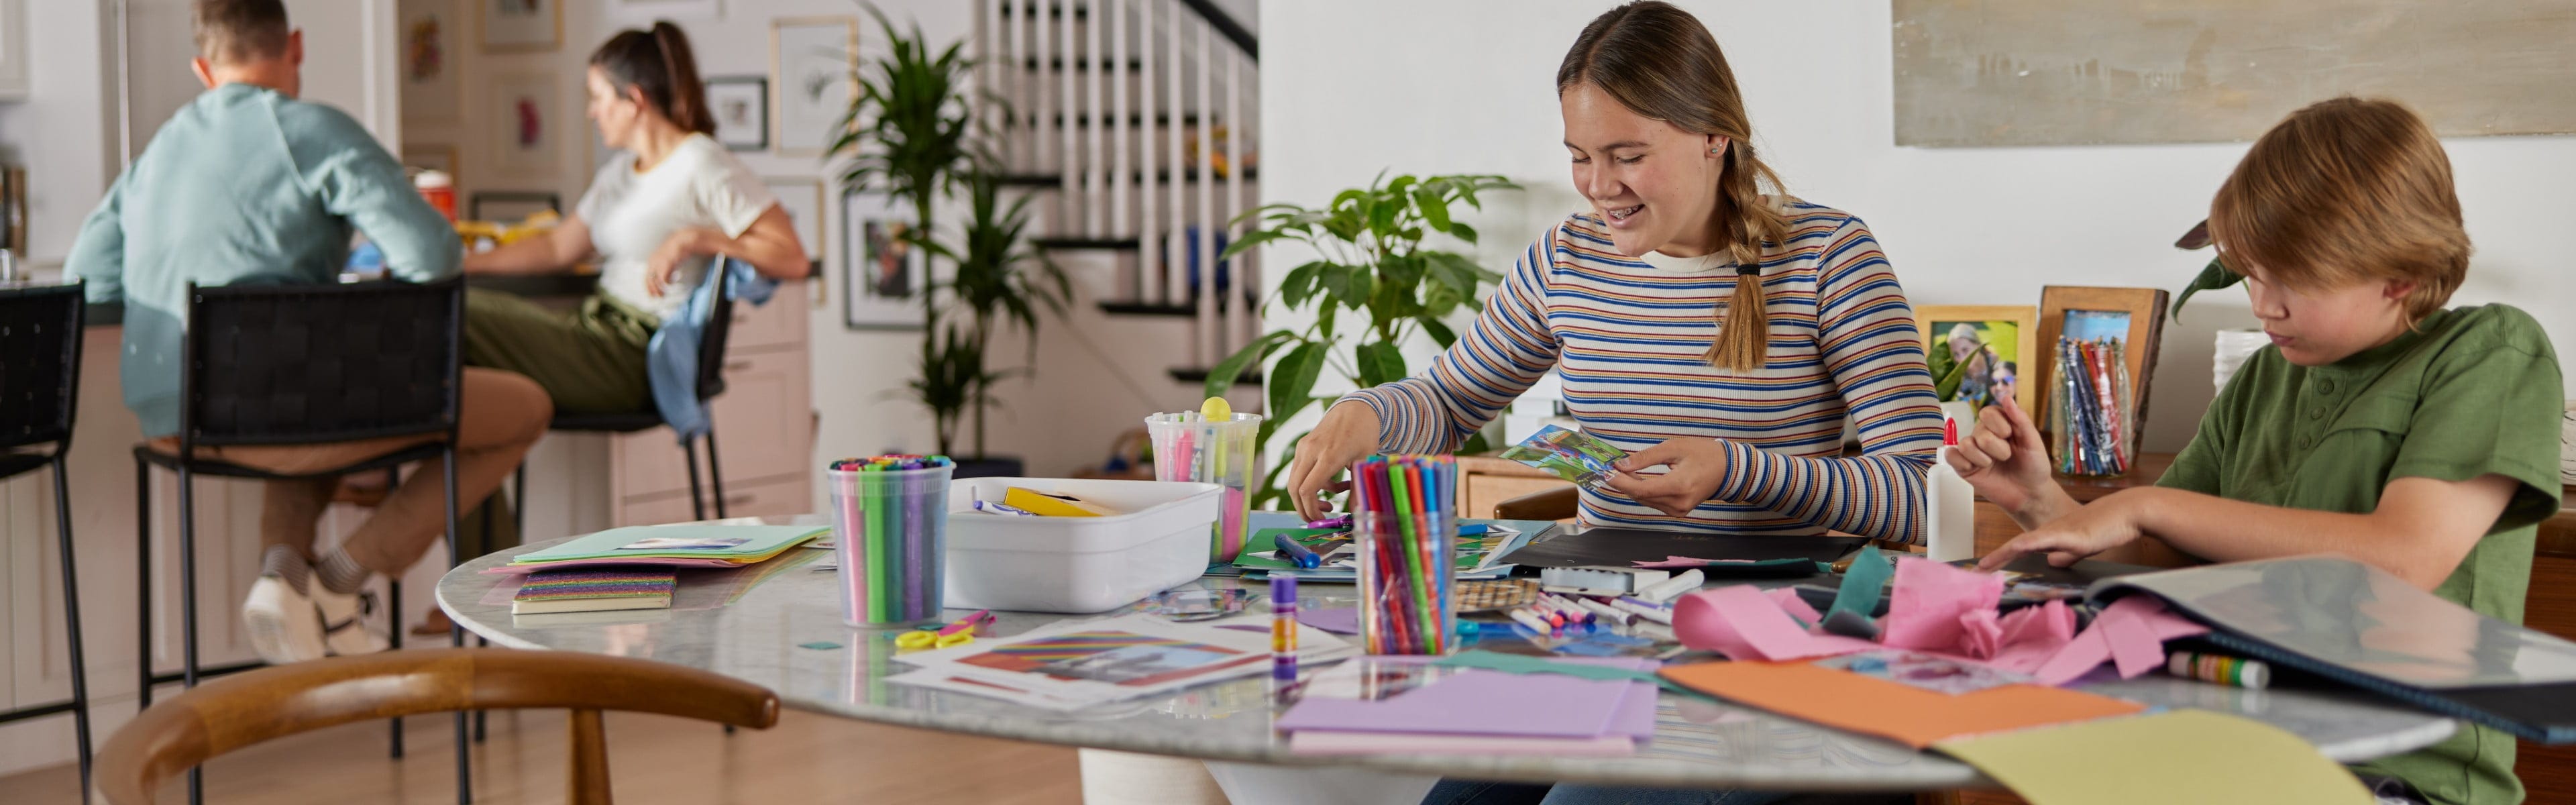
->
xmin=1951 ymin=97 xmax=2564 ymax=805
xmin=68 ymin=0 xmax=551 ymax=665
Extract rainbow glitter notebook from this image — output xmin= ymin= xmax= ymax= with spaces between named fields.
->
xmin=512 ymin=569 xmax=678 ymax=614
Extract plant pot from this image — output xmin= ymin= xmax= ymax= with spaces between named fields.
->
xmin=2212 ymin=329 xmax=2269 ymax=392
xmin=951 ymin=455 xmax=1026 ymax=479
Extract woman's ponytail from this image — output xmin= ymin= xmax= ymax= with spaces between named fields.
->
xmin=648 ymin=22 xmax=712 ymax=136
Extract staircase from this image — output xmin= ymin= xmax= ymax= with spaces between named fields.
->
xmin=976 ymin=0 xmax=1262 ymax=385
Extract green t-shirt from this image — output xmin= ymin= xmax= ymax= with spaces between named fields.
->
xmin=2160 ymin=305 xmax=2565 ymax=805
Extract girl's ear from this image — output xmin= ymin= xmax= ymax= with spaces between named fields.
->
xmin=1706 ymin=135 xmax=1730 ymax=158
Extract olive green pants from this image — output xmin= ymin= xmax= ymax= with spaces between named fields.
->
xmin=458 ymin=288 xmax=658 ymax=555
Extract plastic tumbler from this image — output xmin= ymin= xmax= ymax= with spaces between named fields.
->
xmin=1351 ymin=454 xmax=1458 ymax=655
xmin=1145 ymin=411 xmax=1262 ymax=561
xmin=826 ymin=456 xmax=954 ymax=627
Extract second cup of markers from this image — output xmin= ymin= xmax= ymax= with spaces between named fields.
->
xmin=1350 ymin=454 xmax=1458 ymax=655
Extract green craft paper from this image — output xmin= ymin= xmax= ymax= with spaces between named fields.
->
xmin=1827 ymin=545 xmax=1892 ymax=624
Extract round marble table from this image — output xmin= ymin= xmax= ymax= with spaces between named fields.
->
xmin=437 ymin=515 xmax=2458 ymax=792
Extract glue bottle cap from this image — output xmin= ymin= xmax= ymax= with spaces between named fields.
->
xmin=1941 ymin=415 xmax=1958 ymax=447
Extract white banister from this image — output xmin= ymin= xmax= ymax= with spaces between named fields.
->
xmin=1164 ymin=0 xmax=1186 ymax=317
xmin=1107 ymin=0 xmax=1131 ymax=285
xmin=1225 ymin=46 xmax=1246 ymax=352
xmin=1136 ymin=0 xmax=1161 ymax=305
xmin=1193 ymin=15 xmax=1216 ymax=365
xmin=1057 ymin=1 xmax=1077 ymax=229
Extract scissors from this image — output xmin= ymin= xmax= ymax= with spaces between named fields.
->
xmin=896 ymin=610 xmax=996 ymax=649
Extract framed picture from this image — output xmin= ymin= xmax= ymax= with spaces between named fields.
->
xmin=706 ymin=76 xmax=770 ymax=151
xmin=2036 ymin=286 xmax=2170 ymax=437
xmin=843 ymin=191 xmax=924 ymax=330
xmin=608 ymin=0 xmax=722 ymax=23
xmin=399 ymin=0 xmax=460 ymax=123
xmin=1915 ymin=305 xmax=2040 ymax=416
xmin=480 ymin=0 xmax=561 ymax=53
xmin=488 ymin=73 xmax=561 ymax=176
xmin=772 ymin=17 xmax=858 ymax=156
xmin=765 ymin=176 xmax=827 ymax=307
xmin=400 ymin=143 xmax=458 ymax=178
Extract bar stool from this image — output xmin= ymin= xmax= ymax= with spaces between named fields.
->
xmin=0 ymin=282 xmax=95 ymax=802
xmin=131 ymin=277 xmax=478 ymax=805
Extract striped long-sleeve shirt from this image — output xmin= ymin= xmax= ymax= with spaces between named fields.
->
xmin=1343 ymin=203 xmax=1943 ymax=542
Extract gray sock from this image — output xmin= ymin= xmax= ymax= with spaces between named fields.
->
xmin=315 ymin=545 xmax=372 ymax=594
xmin=259 ymin=545 xmax=311 ymax=596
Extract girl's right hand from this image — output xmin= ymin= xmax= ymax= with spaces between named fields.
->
xmin=1944 ymin=386 xmax=2057 ymax=519
xmin=1285 ymin=401 xmax=1383 ymax=521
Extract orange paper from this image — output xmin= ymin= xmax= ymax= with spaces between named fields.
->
xmin=1658 ymin=660 xmax=2147 ymax=749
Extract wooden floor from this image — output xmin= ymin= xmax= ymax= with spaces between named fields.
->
xmin=2 ymin=708 xmax=1085 ymax=804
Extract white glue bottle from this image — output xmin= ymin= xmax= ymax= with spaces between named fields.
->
xmin=1925 ymin=414 xmax=1976 ymax=562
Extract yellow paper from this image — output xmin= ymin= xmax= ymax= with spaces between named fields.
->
xmin=1934 ymin=709 xmax=2369 ymax=805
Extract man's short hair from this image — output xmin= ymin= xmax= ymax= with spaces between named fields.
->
xmin=193 ymin=0 xmax=290 ymax=64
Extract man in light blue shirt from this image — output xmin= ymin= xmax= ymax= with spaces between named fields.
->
xmin=68 ymin=0 xmax=550 ymax=665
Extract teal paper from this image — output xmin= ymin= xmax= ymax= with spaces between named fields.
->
xmin=1827 ymin=544 xmax=1892 ymax=624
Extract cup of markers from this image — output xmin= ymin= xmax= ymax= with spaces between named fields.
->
xmin=1351 ymin=454 xmax=1459 ymax=655
xmin=826 ymin=455 xmax=954 ymax=627
xmin=1145 ymin=398 xmax=1263 ymax=563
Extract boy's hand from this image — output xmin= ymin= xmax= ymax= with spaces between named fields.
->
xmin=1946 ymin=385 xmax=2056 ymax=517
xmin=1604 ymin=439 xmax=1731 ymax=517
xmin=1977 ymin=487 xmax=2158 ymax=570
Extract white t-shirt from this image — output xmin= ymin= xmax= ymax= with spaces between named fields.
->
xmin=577 ymin=133 xmax=777 ymax=321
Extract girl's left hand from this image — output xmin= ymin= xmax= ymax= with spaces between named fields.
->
xmin=1976 ymin=488 xmax=2159 ymax=570
xmin=1602 ymin=438 xmax=1732 ymax=517
xmin=645 ymin=228 xmax=715 ymax=297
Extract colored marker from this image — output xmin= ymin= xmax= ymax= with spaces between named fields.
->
xmin=1275 ymin=533 xmax=1322 ymax=569
xmin=2168 ymin=650 xmax=2269 ymax=689
xmin=1507 ymin=606 xmax=1556 ymax=636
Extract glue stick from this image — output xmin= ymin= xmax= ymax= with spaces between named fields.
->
xmin=1926 ymin=414 xmax=1975 ymax=562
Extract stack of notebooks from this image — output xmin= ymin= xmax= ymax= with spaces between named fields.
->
xmin=1273 ymin=653 xmax=1660 ymax=755
xmin=513 ymin=569 xmax=678 ymax=614
xmin=492 ymin=524 xmax=827 ymax=574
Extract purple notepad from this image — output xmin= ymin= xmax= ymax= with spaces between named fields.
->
xmin=1275 ymin=667 xmax=1657 ymax=740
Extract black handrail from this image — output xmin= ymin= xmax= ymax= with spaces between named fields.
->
xmin=1175 ymin=0 xmax=1258 ymax=61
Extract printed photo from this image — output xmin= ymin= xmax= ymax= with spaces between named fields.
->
xmin=2061 ymin=309 xmax=2133 ymax=345
xmin=1928 ymin=319 xmax=2021 ymax=409
xmin=957 ymin=630 xmax=1250 ymax=688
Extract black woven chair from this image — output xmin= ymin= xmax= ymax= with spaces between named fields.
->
xmin=0 ymin=282 xmax=95 ymax=802
xmin=510 ymin=263 xmax=740 ymax=539
xmin=129 ymin=277 xmax=478 ymax=805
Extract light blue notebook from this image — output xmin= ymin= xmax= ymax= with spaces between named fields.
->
xmin=510 ymin=525 xmax=828 ymax=565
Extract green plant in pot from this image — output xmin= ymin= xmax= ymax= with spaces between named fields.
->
xmin=1205 ymin=172 xmax=1519 ymax=507
xmin=916 ymin=168 xmax=1072 ymax=474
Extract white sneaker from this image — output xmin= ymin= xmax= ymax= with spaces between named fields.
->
xmin=241 ymin=577 xmax=329 ymax=664
xmin=316 ymin=586 xmax=389 ymax=656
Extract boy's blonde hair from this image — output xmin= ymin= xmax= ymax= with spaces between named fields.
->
xmin=2208 ymin=97 xmax=2471 ymax=321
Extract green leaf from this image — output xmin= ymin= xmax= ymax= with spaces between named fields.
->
xmin=2171 ymin=256 xmax=2241 ymax=321
xmin=1448 ymin=221 xmax=1479 ymax=245
xmin=1356 ymin=339 xmax=1407 ymax=387
xmin=1420 ymin=318 xmax=1458 ymax=349
xmin=1267 ymin=342 xmax=1328 ymax=426
xmin=1279 ymin=260 xmax=1327 ymax=309
xmin=1205 ymin=331 xmax=1294 ymax=398
xmin=1220 ymin=229 xmax=1288 ymax=261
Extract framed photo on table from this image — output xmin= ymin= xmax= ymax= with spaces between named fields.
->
xmin=1915 ymin=305 xmax=2041 ymax=417
xmin=842 ymin=191 xmax=924 ymax=330
xmin=772 ymin=17 xmax=858 ymax=156
xmin=488 ymin=73 xmax=563 ymax=176
xmin=706 ymin=76 xmax=770 ymax=151
xmin=479 ymin=0 xmax=561 ymax=53
xmin=399 ymin=0 xmax=460 ymax=123
xmin=2035 ymin=286 xmax=2169 ymax=438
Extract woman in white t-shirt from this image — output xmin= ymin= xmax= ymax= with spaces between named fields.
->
xmin=462 ymin=22 xmax=807 ymax=417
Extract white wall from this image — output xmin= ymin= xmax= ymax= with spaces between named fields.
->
xmin=1259 ymin=0 xmax=2576 ymax=453
xmin=0 ymin=0 xmax=117 ymax=267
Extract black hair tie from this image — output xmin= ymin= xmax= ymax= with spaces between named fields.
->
xmin=1735 ymin=265 xmax=1760 ymax=275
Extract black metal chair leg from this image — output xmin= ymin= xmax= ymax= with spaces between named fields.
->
xmin=703 ymin=425 xmax=728 ymax=520
xmin=443 ymin=448 xmax=471 ymax=805
xmin=388 ymin=577 xmax=404 ymax=759
xmin=176 ymin=467 xmax=201 ymax=805
xmin=683 ymin=436 xmax=708 ymax=522
xmin=134 ymin=458 xmax=152 ymax=713
xmin=53 ymin=458 xmax=93 ymax=803
xmin=511 ymin=467 xmax=526 ymax=549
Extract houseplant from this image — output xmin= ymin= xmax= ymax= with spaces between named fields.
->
xmin=1205 ymin=172 xmax=1519 ymax=506
xmin=916 ymin=168 xmax=1072 ymax=470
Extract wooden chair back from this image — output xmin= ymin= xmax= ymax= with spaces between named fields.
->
xmin=93 ymin=648 xmax=780 ymax=804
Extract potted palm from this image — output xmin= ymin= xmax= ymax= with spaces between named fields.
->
xmin=917 ymin=168 xmax=1071 ymax=476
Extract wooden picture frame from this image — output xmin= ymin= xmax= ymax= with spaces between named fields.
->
xmin=771 ymin=17 xmax=859 ymax=157
xmin=841 ymin=190 xmax=924 ymax=330
xmin=399 ymin=0 xmax=462 ymax=123
xmin=2036 ymin=286 xmax=2170 ymax=437
xmin=487 ymin=72 xmax=563 ymax=176
xmin=1915 ymin=304 xmax=2041 ymax=415
xmin=479 ymin=0 xmax=562 ymax=53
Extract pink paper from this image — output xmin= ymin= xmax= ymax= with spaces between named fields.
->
xmin=1633 ymin=556 xmax=1756 ymax=569
xmin=2033 ymin=596 xmax=2209 ymax=685
xmin=1275 ymin=669 xmax=1648 ymax=739
xmin=1766 ymin=588 xmax=1823 ymax=625
xmin=1298 ymin=607 xmax=1362 ymax=635
xmin=1986 ymin=600 xmax=2078 ymax=673
xmin=1957 ymin=606 xmax=2003 ymax=659
xmin=1674 ymin=585 xmax=1875 ymax=661
xmin=1878 ymin=558 xmax=2006 ymax=651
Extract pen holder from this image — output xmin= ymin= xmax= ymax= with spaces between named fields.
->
xmin=1144 ymin=411 xmax=1263 ymax=562
xmin=828 ymin=462 xmax=953 ymax=627
xmin=1351 ymin=454 xmax=1458 ymax=655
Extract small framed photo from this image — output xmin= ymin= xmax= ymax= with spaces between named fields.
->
xmin=608 ymin=0 xmax=721 ymax=23
xmin=842 ymin=191 xmax=924 ymax=330
xmin=1915 ymin=305 xmax=2041 ymax=416
xmin=399 ymin=1 xmax=460 ymax=123
xmin=765 ymin=176 xmax=827 ymax=308
xmin=2036 ymin=286 xmax=2170 ymax=434
xmin=772 ymin=17 xmax=858 ymax=156
xmin=487 ymin=73 xmax=562 ymax=176
xmin=479 ymin=0 xmax=561 ymax=54
xmin=706 ymin=76 xmax=770 ymax=152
